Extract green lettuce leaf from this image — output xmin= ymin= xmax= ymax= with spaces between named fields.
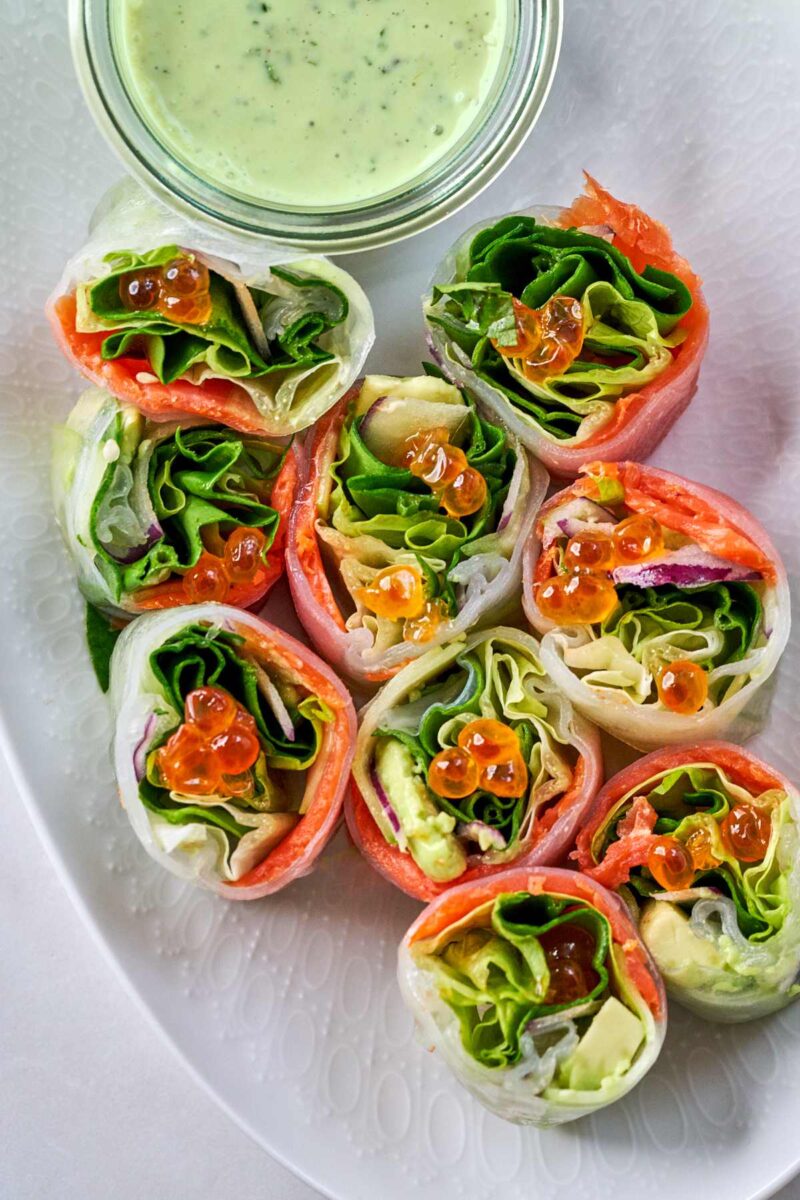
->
xmin=85 ymin=602 xmax=122 ymax=692
xmin=91 ymin=423 xmax=285 ymax=601
xmin=423 ymin=892 xmax=611 ymax=1068
xmin=428 ymin=217 xmax=693 ymax=440
xmin=79 ymin=246 xmax=346 ymax=384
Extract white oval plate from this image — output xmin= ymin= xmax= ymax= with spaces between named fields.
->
xmin=3 ymin=2 xmax=800 ymax=1198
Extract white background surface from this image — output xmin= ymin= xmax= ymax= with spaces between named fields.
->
xmin=3 ymin=1 xmax=800 ymax=1199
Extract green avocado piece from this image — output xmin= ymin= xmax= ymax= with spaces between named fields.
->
xmin=375 ymin=737 xmax=467 ymax=883
xmin=561 ymin=996 xmax=644 ymax=1091
xmin=639 ymin=898 xmax=724 ymax=989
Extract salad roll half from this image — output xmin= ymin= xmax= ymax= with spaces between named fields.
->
xmin=47 ymin=183 xmax=374 ymax=436
xmin=425 ymin=174 xmax=708 ymax=477
xmin=53 ymin=390 xmax=297 ymax=618
xmin=110 ymin=605 xmax=356 ymax=898
xmin=399 ymin=867 xmax=666 ymax=1125
xmin=523 ymin=461 xmax=789 ymax=749
xmin=576 ymin=743 xmax=800 ymax=1021
xmin=349 ymin=627 xmax=602 ymax=899
xmin=288 ymin=370 xmax=548 ymax=684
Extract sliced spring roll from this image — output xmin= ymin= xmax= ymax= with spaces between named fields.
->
xmin=53 ymin=389 xmax=298 ymax=619
xmin=523 ymin=461 xmax=789 ymax=750
xmin=575 ymin=743 xmax=800 ymax=1022
xmin=349 ymin=627 xmax=602 ymax=899
xmin=399 ymin=866 xmax=666 ymax=1125
xmin=424 ymin=174 xmax=708 ymax=477
xmin=110 ymin=604 xmax=356 ymax=898
xmin=287 ymin=370 xmax=548 ymax=684
xmin=47 ymin=182 xmax=374 ymax=435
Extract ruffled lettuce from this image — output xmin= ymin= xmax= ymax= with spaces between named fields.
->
xmin=564 ymin=582 xmax=762 ymax=707
xmin=55 ymin=390 xmax=285 ymax=612
xmin=426 ymin=217 xmax=692 ymax=441
xmin=403 ymin=887 xmax=661 ymax=1124
xmin=596 ymin=764 xmax=800 ymax=1018
xmin=321 ymin=371 xmax=519 ymax=648
xmin=140 ymin=623 xmax=332 ymax=877
xmin=372 ymin=631 xmax=577 ymax=878
xmin=423 ymin=893 xmax=611 ymax=1068
xmin=76 ymin=245 xmax=347 ymax=385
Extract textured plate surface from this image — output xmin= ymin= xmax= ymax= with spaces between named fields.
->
xmin=2 ymin=1 xmax=800 ymax=1198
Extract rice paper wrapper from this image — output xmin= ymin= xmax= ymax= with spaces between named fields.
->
xmin=52 ymin=388 xmax=298 ymax=617
xmin=398 ymin=866 xmax=667 ymax=1126
xmin=287 ymin=378 xmax=550 ymax=685
xmin=423 ymin=181 xmax=709 ymax=478
xmin=47 ymin=179 xmax=375 ymax=436
xmin=575 ymin=742 xmax=800 ymax=1022
xmin=348 ymin=625 xmax=603 ymax=900
xmin=523 ymin=464 xmax=790 ymax=751
xmin=109 ymin=603 xmax=356 ymax=899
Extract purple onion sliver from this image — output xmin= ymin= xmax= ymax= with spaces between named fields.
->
xmin=132 ymin=712 xmax=158 ymax=782
xmin=370 ymin=765 xmax=401 ymax=834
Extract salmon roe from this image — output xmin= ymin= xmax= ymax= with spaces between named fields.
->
xmin=720 ymin=803 xmax=772 ymax=863
xmin=684 ymin=825 xmax=720 ymax=871
xmin=563 ymin=529 xmax=617 ymax=574
xmin=401 ymin=427 xmax=487 ymax=519
xmin=612 ymin=514 xmax=664 ymax=563
xmin=656 ymin=660 xmax=708 ymax=714
xmin=535 ymin=572 xmax=619 ymax=624
xmin=457 ymin=718 xmax=518 ymax=765
xmin=403 ymin=598 xmax=448 ymax=644
xmin=357 ymin=564 xmax=425 ymax=621
xmin=156 ymin=686 xmax=260 ymax=798
xmin=182 ymin=526 xmax=266 ymax=603
xmin=119 ymin=254 xmax=212 ymax=326
xmin=540 ymin=923 xmax=599 ymax=1006
xmin=647 ymin=836 xmax=696 ymax=891
xmin=495 ymin=295 xmax=584 ymax=381
xmin=427 ymin=718 xmax=528 ymax=802
xmin=427 ymin=747 xmax=479 ymax=800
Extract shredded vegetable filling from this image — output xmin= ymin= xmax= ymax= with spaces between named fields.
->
xmin=415 ymin=891 xmax=646 ymax=1089
xmin=534 ymin=467 xmax=766 ymax=712
xmin=139 ymin=623 xmax=332 ymax=878
xmin=371 ymin=633 xmax=578 ymax=880
xmin=427 ymin=219 xmax=693 ymax=441
xmin=320 ymin=372 xmax=518 ymax=651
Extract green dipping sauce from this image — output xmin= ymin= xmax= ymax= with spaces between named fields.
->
xmin=116 ymin=0 xmax=509 ymax=209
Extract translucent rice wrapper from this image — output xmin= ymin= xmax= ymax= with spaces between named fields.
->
xmin=575 ymin=743 xmax=800 ymax=1021
xmin=109 ymin=604 xmax=356 ymax=899
xmin=423 ymin=175 xmax=709 ymax=478
xmin=52 ymin=388 xmax=298 ymax=617
xmin=46 ymin=180 xmax=375 ymax=436
xmin=348 ymin=626 xmax=603 ymax=900
xmin=287 ymin=379 xmax=549 ymax=685
xmin=398 ymin=866 xmax=667 ymax=1126
xmin=523 ymin=463 xmax=790 ymax=750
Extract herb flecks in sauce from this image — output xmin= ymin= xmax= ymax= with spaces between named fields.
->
xmin=118 ymin=0 xmax=507 ymax=206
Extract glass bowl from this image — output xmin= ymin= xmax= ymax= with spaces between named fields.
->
xmin=70 ymin=0 xmax=562 ymax=254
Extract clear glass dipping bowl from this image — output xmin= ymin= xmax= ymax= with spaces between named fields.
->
xmin=70 ymin=0 xmax=562 ymax=253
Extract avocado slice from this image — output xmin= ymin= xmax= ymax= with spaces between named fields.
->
xmin=639 ymin=898 xmax=724 ymax=989
xmin=560 ymin=997 xmax=644 ymax=1091
xmin=375 ymin=737 xmax=467 ymax=882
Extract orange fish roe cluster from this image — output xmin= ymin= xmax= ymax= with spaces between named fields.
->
xmin=427 ymin=718 xmax=528 ymax=801
xmin=400 ymin=426 xmax=487 ymax=519
xmin=539 ymin=922 xmax=599 ymax=1006
xmin=536 ymin=515 xmax=665 ymax=627
xmin=119 ymin=254 xmax=212 ymax=325
xmin=155 ymin=686 xmax=261 ymax=798
xmin=356 ymin=565 xmax=449 ymax=645
xmin=183 ymin=526 xmax=268 ymax=604
xmin=656 ymin=659 xmax=708 ymax=714
xmin=494 ymin=295 xmax=585 ymax=382
xmin=646 ymin=801 xmax=772 ymax=891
